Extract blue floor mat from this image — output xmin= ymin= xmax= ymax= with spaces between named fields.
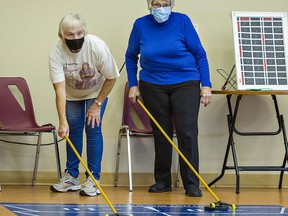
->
xmin=1 ymin=203 xmax=287 ymax=215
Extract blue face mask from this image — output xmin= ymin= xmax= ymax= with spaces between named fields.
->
xmin=151 ymin=7 xmax=171 ymax=23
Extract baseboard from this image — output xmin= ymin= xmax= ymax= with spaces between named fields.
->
xmin=0 ymin=171 xmax=287 ymax=188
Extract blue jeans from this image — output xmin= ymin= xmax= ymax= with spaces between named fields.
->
xmin=65 ymin=98 xmax=108 ymax=180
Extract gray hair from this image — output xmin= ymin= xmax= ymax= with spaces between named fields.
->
xmin=58 ymin=13 xmax=87 ymax=40
xmin=147 ymin=0 xmax=175 ymax=10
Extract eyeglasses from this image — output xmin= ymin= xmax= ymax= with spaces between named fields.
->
xmin=152 ymin=2 xmax=171 ymax=8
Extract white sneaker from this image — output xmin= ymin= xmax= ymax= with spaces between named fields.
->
xmin=50 ymin=171 xmax=81 ymax=192
xmin=79 ymin=176 xmax=101 ymax=196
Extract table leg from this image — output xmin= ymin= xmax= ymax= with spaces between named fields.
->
xmin=209 ymin=95 xmax=242 ymax=193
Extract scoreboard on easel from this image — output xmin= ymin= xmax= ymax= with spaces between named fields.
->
xmin=232 ymin=11 xmax=288 ymax=90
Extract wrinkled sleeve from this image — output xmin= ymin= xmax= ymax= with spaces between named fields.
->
xmin=49 ymin=46 xmax=65 ymax=84
xmin=125 ymin=22 xmax=140 ymax=87
xmin=94 ymin=40 xmax=120 ymax=79
xmin=184 ymin=16 xmax=212 ymax=87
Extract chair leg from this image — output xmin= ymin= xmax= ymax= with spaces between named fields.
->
xmin=53 ymin=129 xmax=62 ymax=180
xmin=32 ymin=133 xmax=42 ymax=186
xmin=114 ymin=131 xmax=123 ymax=187
xmin=126 ymin=128 xmax=133 ymax=192
xmin=175 ymin=162 xmax=181 ymax=188
xmin=173 ymin=136 xmax=181 ymax=188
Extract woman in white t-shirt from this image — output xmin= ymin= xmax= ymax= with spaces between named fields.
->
xmin=49 ymin=13 xmax=120 ymax=196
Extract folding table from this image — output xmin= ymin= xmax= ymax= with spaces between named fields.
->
xmin=208 ymin=90 xmax=288 ymax=193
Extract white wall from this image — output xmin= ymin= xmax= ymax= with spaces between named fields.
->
xmin=0 ymin=0 xmax=288 ymax=177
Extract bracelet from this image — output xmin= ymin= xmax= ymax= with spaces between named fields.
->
xmin=94 ymin=98 xmax=102 ymax=106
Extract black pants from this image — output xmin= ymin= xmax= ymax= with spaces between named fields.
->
xmin=139 ymin=80 xmax=201 ymax=190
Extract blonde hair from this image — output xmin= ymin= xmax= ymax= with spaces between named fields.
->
xmin=147 ymin=0 xmax=175 ymax=10
xmin=58 ymin=13 xmax=87 ymax=40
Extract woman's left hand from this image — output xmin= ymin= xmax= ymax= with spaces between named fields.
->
xmin=86 ymin=102 xmax=101 ymax=128
xmin=201 ymin=87 xmax=212 ymax=107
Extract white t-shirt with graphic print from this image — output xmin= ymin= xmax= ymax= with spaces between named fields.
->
xmin=49 ymin=34 xmax=119 ymax=101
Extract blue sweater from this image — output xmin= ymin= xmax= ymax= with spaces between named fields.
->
xmin=125 ymin=12 xmax=212 ymax=88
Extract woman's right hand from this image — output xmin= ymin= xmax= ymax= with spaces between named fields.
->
xmin=58 ymin=121 xmax=69 ymax=138
xmin=129 ymin=86 xmax=140 ymax=103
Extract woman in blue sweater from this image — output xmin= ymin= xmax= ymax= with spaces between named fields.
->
xmin=125 ymin=0 xmax=212 ymax=197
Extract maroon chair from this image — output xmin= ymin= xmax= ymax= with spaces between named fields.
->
xmin=0 ymin=77 xmax=61 ymax=186
xmin=114 ymin=82 xmax=179 ymax=191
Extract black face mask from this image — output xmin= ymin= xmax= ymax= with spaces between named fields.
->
xmin=65 ymin=37 xmax=85 ymax=53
